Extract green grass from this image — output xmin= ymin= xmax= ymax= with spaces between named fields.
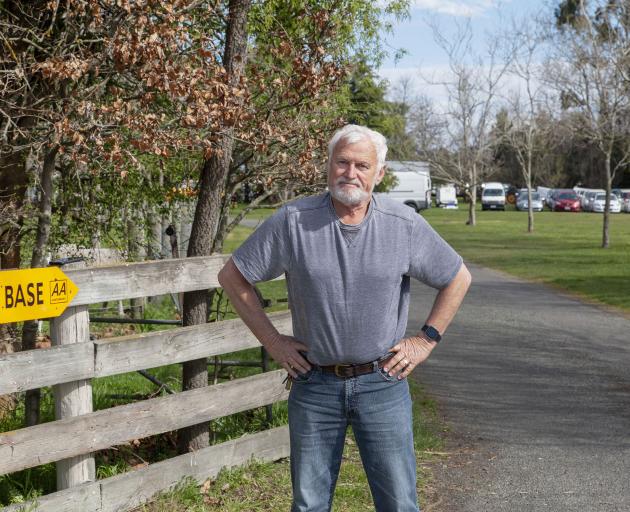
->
xmin=132 ymin=379 xmax=443 ymax=512
xmin=230 ymin=205 xmax=277 ymax=222
xmin=422 ymin=207 xmax=630 ymax=311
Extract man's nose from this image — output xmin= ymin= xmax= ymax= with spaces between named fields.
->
xmin=344 ymin=163 xmax=357 ymax=178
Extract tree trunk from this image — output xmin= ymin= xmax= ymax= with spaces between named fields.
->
xmin=602 ymin=155 xmax=611 ymax=249
xmin=178 ymin=0 xmax=252 ymax=455
xmin=466 ymin=188 xmax=476 ymax=226
xmin=0 ymin=152 xmax=29 ymax=269
xmin=22 ymin=145 xmax=58 ymax=426
xmin=527 ymin=180 xmax=534 ymax=234
xmin=0 ymin=152 xmax=29 ymax=357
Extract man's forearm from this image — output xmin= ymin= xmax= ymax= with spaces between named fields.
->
xmin=217 ymin=258 xmax=280 ymax=347
xmin=423 ymin=263 xmax=472 ymax=336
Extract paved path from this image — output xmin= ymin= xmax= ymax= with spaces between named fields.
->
xmin=408 ymin=263 xmax=630 ymax=512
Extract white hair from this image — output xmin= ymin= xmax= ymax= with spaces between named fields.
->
xmin=327 ymin=124 xmax=388 ymax=170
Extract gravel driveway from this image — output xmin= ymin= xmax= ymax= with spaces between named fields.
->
xmin=408 ymin=263 xmax=630 ymax=512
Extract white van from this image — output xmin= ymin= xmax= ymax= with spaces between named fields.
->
xmin=381 ymin=161 xmax=432 ymax=211
xmin=436 ymin=185 xmax=458 ymax=209
xmin=481 ymin=182 xmax=506 ymax=211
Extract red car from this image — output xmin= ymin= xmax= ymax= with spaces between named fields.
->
xmin=552 ymin=190 xmax=581 ymax=212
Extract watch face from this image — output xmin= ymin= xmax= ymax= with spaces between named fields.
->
xmin=423 ymin=325 xmax=441 ymax=341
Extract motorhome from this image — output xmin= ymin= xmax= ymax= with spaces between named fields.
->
xmin=381 ymin=161 xmax=432 ymax=211
xmin=436 ymin=185 xmax=458 ymax=209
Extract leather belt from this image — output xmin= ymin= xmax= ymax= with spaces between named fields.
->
xmin=319 ymin=357 xmax=391 ymax=378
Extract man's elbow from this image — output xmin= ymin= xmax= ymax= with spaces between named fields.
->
xmin=218 ymin=258 xmax=247 ymax=292
xmin=458 ymin=263 xmax=472 ymax=292
xmin=217 ymin=259 xmax=235 ymax=289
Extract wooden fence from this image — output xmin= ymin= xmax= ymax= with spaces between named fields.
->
xmin=0 ymin=255 xmax=292 ymax=512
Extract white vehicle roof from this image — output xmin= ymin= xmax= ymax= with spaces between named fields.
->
xmin=386 ymin=161 xmax=430 ymax=174
xmin=482 ymin=182 xmax=504 ymax=189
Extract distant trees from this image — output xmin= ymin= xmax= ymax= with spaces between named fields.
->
xmin=550 ymin=0 xmax=630 ymax=248
xmin=416 ymin=20 xmax=512 ymax=226
xmin=389 ymin=1 xmax=630 ymax=241
xmin=501 ymin=20 xmax=553 ymax=233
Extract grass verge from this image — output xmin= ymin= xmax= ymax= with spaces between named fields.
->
xmin=422 ymin=207 xmax=630 ymax=312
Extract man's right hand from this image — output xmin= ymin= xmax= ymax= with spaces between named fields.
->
xmin=264 ymin=333 xmax=311 ymax=378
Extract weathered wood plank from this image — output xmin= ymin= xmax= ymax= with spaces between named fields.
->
xmin=65 ymin=255 xmax=230 ymax=306
xmin=0 ymin=343 xmax=93 ymax=395
xmin=0 ymin=370 xmax=288 ymax=475
xmin=0 ymin=481 xmax=101 ymax=512
xmin=0 ymin=427 xmax=289 ymax=512
xmin=94 ymin=311 xmax=292 ymax=377
xmin=99 ymin=426 xmax=290 ymax=512
xmin=0 ymin=312 xmax=293 ymax=392
xmin=51 ymin=299 xmax=96 ymax=490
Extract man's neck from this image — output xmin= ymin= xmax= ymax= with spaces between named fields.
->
xmin=331 ymin=196 xmax=371 ymax=225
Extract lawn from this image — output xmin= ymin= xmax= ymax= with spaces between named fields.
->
xmin=421 ymin=207 xmax=630 ymax=311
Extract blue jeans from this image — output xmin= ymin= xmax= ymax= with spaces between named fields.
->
xmin=288 ymin=365 xmax=419 ymax=512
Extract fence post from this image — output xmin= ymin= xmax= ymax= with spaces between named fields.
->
xmin=50 ymin=260 xmax=95 ymax=490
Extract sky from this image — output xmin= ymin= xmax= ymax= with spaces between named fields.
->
xmin=378 ymin=0 xmax=551 ymax=102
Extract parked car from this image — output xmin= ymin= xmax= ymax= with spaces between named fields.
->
xmin=592 ymin=193 xmax=622 ymax=213
xmin=620 ymin=191 xmax=630 ymax=212
xmin=551 ymin=189 xmax=581 ymax=212
xmin=581 ymin=189 xmax=604 ymax=212
xmin=516 ymin=191 xmax=544 ymax=212
xmin=481 ymin=182 xmax=506 ymax=211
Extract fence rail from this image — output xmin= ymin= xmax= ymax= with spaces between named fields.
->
xmin=0 ymin=256 xmax=291 ymax=512
xmin=0 ymin=311 xmax=292 ymax=394
xmin=3 ymin=427 xmax=290 ymax=512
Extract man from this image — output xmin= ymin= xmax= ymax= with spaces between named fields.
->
xmin=218 ymin=124 xmax=471 ymax=511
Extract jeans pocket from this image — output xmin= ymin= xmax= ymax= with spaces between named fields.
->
xmin=292 ymin=368 xmax=315 ymax=384
xmin=376 ymin=366 xmax=397 ymax=382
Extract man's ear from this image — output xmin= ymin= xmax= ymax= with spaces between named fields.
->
xmin=375 ymin=165 xmax=386 ymax=185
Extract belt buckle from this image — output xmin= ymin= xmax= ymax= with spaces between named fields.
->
xmin=334 ymin=364 xmax=349 ymax=378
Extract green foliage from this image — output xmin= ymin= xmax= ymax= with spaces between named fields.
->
xmin=344 ymin=59 xmax=416 ymax=160
xmin=374 ymin=170 xmax=399 ymax=193
xmin=0 ymin=466 xmax=54 ymax=506
xmin=251 ymin=1 xmax=410 ymax=68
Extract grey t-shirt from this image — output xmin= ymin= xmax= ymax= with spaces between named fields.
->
xmin=231 ymin=192 xmax=462 ymax=365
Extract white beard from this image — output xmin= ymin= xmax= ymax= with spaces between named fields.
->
xmin=330 ymin=179 xmax=370 ymax=206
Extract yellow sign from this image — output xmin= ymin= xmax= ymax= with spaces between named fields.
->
xmin=0 ymin=267 xmax=79 ymax=323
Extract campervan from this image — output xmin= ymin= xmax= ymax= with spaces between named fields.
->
xmin=436 ymin=185 xmax=458 ymax=209
xmin=381 ymin=161 xmax=432 ymax=211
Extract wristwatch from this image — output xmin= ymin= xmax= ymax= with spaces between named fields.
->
xmin=421 ymin=324 xmax=442 ymax=343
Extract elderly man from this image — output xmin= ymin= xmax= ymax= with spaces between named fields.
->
xmin=218 ymin=124 xmax=471 ymax=511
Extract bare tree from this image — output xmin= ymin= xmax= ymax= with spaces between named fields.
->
xmin=418 ymin=19 xmax=512 ymax=226
xmin=548 ymin=0 xmax=630 ymax=248
xmin=504 ymin=19 xmax=553 ymax=233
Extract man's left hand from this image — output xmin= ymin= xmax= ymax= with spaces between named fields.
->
xmin=383 ymin=335 xmax=436 ymax=380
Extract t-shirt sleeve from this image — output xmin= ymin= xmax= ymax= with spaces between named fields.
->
xmin=408 ymin=215 xmax=463 ymax=289
xmin=231 ymin=207 xmax=290 ymax=284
